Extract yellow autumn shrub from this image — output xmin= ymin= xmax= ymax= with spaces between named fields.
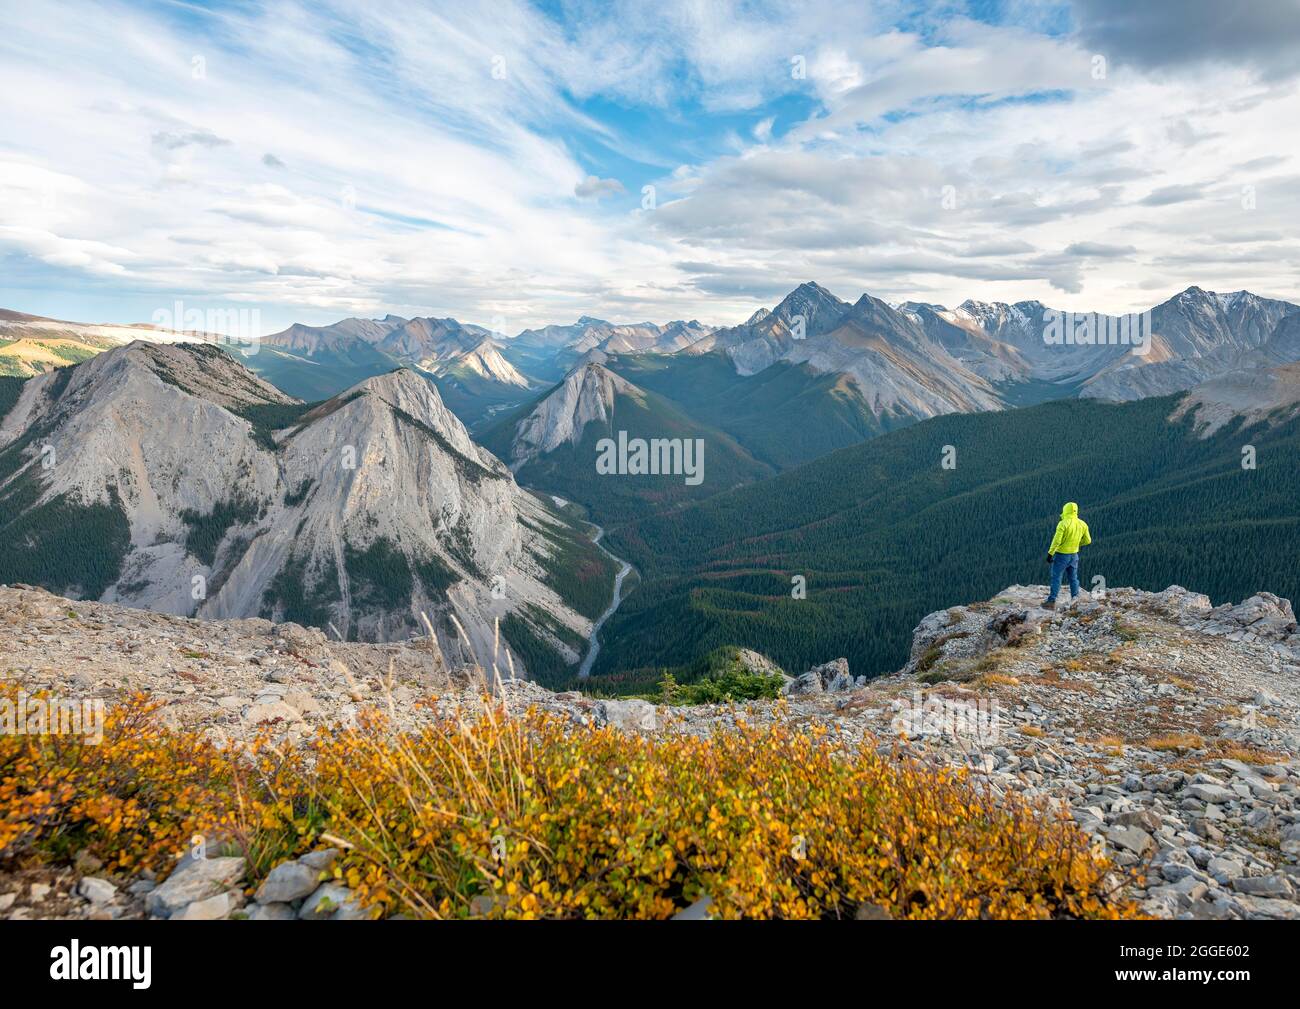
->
xmin=0 ymin=687 xmax=1139 ymax=919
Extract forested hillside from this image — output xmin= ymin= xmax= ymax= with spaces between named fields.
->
xmin=605 ymin=352 xmax=895 ymax=470
xmin=0 ymin=374 xmax=25 ymax=423
xmin=593 ymin=394 xmax=1300 ymax=685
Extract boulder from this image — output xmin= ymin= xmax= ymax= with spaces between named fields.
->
xmin=594 ymin=699 xmax=656 ymax=732
xmin=172 ymin=891 xmax=242 ymax=920
xmin=1112 ymin=809 xmax=1161 ymax=832
xmin=782 ymin=671 xmax=823 ymax=696
xmin=146 ymin=856 xmax=246 ymax=918
xmin=1187 ymin=783 xmax=1236 ymax=804
xmin=248 ymin=901 xmax=297 ymax=920
xmin=671 ymin=896 xmax=714 ymax=920
xmin=1207 ymin=856 xmax=1245 ymax=883
xmin=299 ymin=882 xmax=366 ymax=920
xmin=1142 ymin=773 xmax=1180 ymax=794
xmin=299 ymin=848 xmax=341 ymax=873
xmin=76 ymin=877 xmax=117 ymax=904
xmin=274 ymin=623 xmax=330 ymax=659
xmin=1203 ymin=593 xmax=1297 ymax=641
xmin=254 ymin=860 xmax=320 ymax=904
xmin=1105 ymin=825 xmax=1154 ymax=857
xmin=783 ymin=658 xmax=854 ymax=694
xmin=813 ymin=659 xmax=854 ymax=692
xmin=1232 ymin=875 xmax=1294 ymax=899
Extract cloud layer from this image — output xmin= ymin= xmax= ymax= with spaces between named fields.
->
xmin=0 ymin=0 xmax=1297 ymax=332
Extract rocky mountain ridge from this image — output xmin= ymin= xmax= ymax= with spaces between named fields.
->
xmin=0 ymin=342 xmax=609 ymax=675
xmin=3 ymin=579 xmax=1298 ymax=919
xmin=514 ymin=316 xmax=713 ymax=357
xmin=9 ymin=281 xmax=1300 ymax=437
xmin=669 ymin=280 xmax=1300 ymax=423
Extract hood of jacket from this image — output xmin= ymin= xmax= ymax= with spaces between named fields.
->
xmin=1061 ymin=502 xmax=1079 ymax=520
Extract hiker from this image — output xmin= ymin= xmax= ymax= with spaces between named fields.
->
xmin=1043 ymin=501 xmax=1091 ymax=610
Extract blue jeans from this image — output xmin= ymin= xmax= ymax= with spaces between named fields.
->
xmin=1047 ymin=552 xmax=1079 ymax=602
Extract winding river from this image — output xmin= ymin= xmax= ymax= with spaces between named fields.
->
xmin=578 ymin=523 xmax=632 ymax=679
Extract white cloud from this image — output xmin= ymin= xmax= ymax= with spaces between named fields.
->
xmin=574 ymin=175 xmax=625 ymax=199
xmin=0 ymin=0 xmax=1297 ymax=331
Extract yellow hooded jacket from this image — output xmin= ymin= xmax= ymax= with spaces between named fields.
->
xmin=1048 ymin=502 xmax=1091 ymax=556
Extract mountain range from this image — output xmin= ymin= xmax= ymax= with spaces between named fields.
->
xmin=0 ymin=341 xmax=615 ymax=684
xmin=3 ymin=279 xmax=1300 ymax=693
xmin=237 ymin=314 xmax=533 ymax=427
xmin=25 ymin=279 xmax=1288 ymax=456
xmin=471 ymin=282 xmax=1300 ymax=519
xmin=504 ymin=316 xmax=714 ymax=382
xmin=683 ymin=281 xmax=1298 ymax=415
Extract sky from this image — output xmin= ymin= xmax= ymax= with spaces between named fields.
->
xmin=1 ymin=0 xmax=1299 ymax=334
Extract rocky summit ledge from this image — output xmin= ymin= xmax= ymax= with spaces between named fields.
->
xmin=3 ymin=582 xmax=1299 ymax=920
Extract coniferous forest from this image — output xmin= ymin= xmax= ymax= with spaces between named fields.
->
xmin=589 ymin=394 xmax=1300 ymax=686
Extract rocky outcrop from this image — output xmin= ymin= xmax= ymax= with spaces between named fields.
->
xmin=873 ymin=583 xmax=1300 ymax=919
xmin=594 ymin=698 xmax=656 ymax=732
xmin=904 ymin=584 xmax=1300 ymax=677
xmin=1200 ymin=591 xmax=1298 ymax=642
xmin=733 ymin=648 xmax=782 ymax=678
xmin=782 ymin=657 xmax=862 ymax=695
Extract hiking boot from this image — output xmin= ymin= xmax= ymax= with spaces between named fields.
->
xmin=1042 ymin=600 xmax=1056 ymax=611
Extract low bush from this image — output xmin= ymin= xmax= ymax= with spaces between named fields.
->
xmin=657 ymin=667 xmax=784 ymax=704
xmin=0 ymin=686 xmax=1139 ymax=919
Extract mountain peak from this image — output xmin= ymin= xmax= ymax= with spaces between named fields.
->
xmin=350 ymin=363 xmax=426 ymax=394
xmin=438 ymin=339 xmax=531 ymax=388
xmin=771 ymin=282 xmax=850 ymax=337
xmin=506 ymin=359 xmax=639 ymax=464
xmin=119 ymin=339 xmax=298 ymax=411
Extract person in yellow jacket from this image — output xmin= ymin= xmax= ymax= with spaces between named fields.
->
xmin=1043 ymin=501 xmax=1091 ymax=609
